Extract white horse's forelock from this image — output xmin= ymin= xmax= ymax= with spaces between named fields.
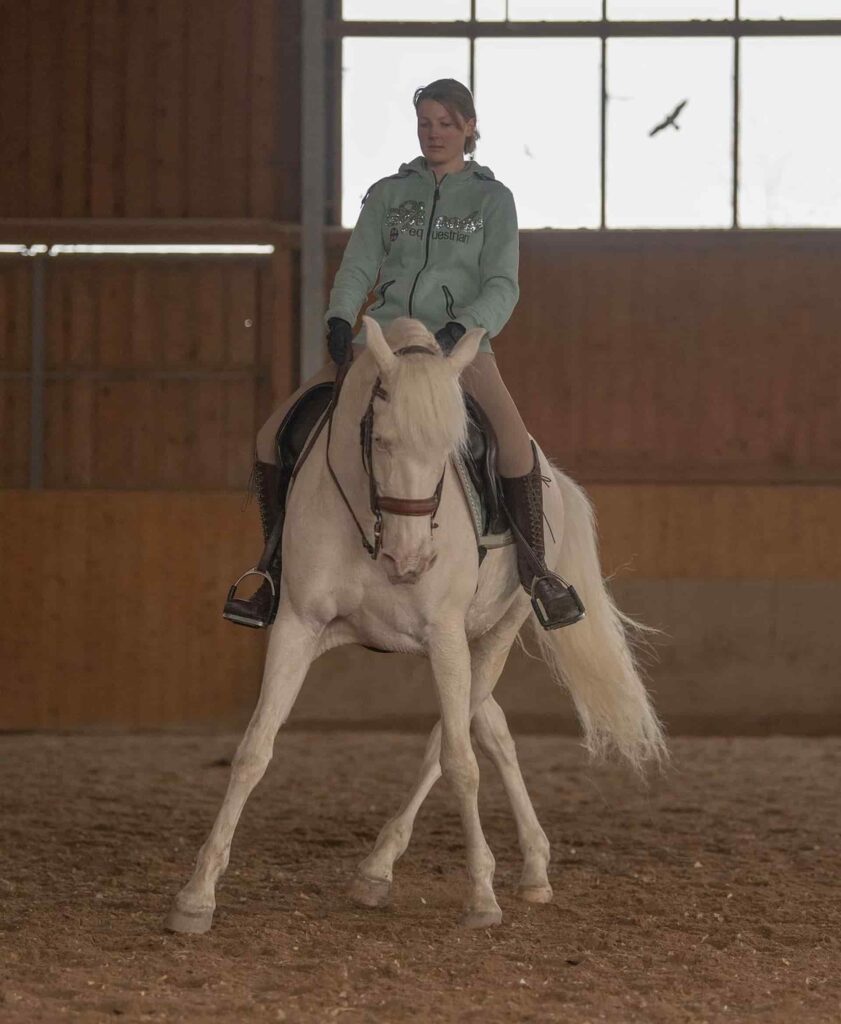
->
xmin=381 ymin=319 xmax=468 ymax=457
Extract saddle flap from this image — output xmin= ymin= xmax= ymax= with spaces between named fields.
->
xmin=463 ymin=393 xmax=507 ymax=536
xmin=276 ymin=382 xmax=334 ymax=474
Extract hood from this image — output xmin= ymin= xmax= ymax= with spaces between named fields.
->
xmin=398 ymin=155 xmax=496 ymax=182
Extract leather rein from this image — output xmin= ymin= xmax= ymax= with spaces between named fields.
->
xmin=325 ymin=345 xmax=445 ymax=560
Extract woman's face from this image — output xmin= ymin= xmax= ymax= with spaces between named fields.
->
xmin=416 ymin=98 xmax=475 ymax=168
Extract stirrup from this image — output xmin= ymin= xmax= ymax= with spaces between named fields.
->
xmin=530 ymin=573 xmax=586 ymax=631
xmin=223 ymin=568 xmax=278 ymax=628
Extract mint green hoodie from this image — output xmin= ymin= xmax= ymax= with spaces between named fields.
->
xmin=325 ymin=156 xmax=519 ymax=353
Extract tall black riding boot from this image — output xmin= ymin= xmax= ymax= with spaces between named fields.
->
xmin=500 ymin=441 xmax=586 ymax=630
xmin=223 ymin=461 xmax=285 ymax=629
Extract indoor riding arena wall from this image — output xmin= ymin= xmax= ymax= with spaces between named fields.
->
xmin=2 ymin=0 xmax=840 ymax=737
xmin=3 ymin=230 xmax=840 ymax=735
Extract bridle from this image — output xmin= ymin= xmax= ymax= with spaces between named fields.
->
xmin=325 ymin=345 xmax=446 ymax=560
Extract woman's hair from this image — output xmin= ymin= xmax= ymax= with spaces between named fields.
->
xmin=413 ymin=79 xmax=480 ymax=156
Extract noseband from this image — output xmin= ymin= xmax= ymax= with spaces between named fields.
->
xmin=326 ymin=345 xmax=445 ymax=560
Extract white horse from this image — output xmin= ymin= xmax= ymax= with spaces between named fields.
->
xmin=165 ymin=316 xmax=665 ymax=933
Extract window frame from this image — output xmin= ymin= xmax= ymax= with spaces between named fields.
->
xmin=329 ymin=2 xmax=841 ymax=229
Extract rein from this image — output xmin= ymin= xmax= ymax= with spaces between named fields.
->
xmin=325 ymin=345 xmax=446 ymax=560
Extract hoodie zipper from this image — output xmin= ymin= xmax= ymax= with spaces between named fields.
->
xmin=407 ymin=174 xmax=445 ymax=318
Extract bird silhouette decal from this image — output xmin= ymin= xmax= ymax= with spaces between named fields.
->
xmin=649 ymin=99 xmax=688 ymax=137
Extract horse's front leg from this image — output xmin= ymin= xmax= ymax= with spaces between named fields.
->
xmin=165 ymin=602 xmax=321 ymax=934
xmin=428 ymin=624 xmax=500 ymax=929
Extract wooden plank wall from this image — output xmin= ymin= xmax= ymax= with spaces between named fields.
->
xmin=327 ymin=230 xmax=841 ymax=485
xmin=3 ymin=231 xmax=840 ymax=489
xmin=0 ymin=492 xmax=268 ymax=729
xmin=0 ymin=0 xmax=300 ymax=221
xmin=0 ymin=252 xmax=298 ymax=489
xmin=0 ymin=258 xmax=31 ymax=487
xmin=509 ymin=232 xmax=841 ymax=483
xmin=3 ymin=485 xmax=840 ymax=730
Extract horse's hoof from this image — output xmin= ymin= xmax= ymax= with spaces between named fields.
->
xmin=164 ymin=900 xmax=215 ymax=934
xmin=517 ymin=884 xmax=554 ymax=904
xmin=349 ymin=874 xmax=391 ymax=909
xmin=462 ymin=907 xmax=503 ymax=929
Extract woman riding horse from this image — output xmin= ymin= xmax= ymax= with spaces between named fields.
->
xmin=224 ymin=78 xmax=585 ymax=632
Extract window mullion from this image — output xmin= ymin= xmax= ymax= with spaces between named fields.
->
xmin=602 ymin=24 xmax=606 ymax=229
xmin=733 ymin=32 xmax=740 ymax=228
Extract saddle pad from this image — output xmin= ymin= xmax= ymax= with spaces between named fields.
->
xmin=451 ymin=450 xmax=514 ymax=550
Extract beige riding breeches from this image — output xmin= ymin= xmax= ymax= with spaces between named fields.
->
xmin=255 ymin=352 xmax=534 ymax=478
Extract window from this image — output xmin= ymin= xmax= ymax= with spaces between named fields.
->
xmin=341 ymin=38 xmax=470 ymax=225
xmin=338 ymin=3 xmax=841 ymax=228
xmin=607 ymin=38 xmax=733 ymax=228
xmin=740 ymin=37 xmax=841 ymax=225
xmin=474 ymin=39 xmax=601 ymax=228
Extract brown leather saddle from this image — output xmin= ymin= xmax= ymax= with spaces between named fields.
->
xmin=275 ymin=382 xmax=508 ymax=542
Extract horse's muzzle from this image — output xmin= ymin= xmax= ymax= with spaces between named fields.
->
xmin=383 ymin=551 xmax=437 ymax=585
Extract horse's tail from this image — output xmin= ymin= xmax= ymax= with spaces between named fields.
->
xmin=524 ymin=466 xmax=667 ymax=774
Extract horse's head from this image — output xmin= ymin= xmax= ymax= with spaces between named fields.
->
xmin=361 ymin=316 xmax=484 ymax=584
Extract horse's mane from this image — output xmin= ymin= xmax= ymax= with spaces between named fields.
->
xmin=381 ymin=318 xmax=468 ymax=457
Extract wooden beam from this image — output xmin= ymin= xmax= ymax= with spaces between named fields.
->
xmin=331 ymin=20 xmax=841 ymax=38
xmin=0 ymin=219 xmax=302 ymax=246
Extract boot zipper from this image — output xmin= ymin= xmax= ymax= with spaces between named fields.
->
xmin=408 ymin=174 xmax=445 ymax=317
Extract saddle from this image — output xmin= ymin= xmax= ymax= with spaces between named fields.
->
xmin=276 ymin=382 xmax=512 ymax=555
xmin=275 ymin=381 xmax=335 ymax=475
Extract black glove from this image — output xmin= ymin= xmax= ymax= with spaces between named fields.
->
xmin=327 ymin=317 xmax=353 ymax=366
xmin=434 ymin=321 xmax=466 ymax=355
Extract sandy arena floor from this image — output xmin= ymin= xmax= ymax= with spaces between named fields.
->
xmin=1 ymin=731 xmax=839 ymax=1024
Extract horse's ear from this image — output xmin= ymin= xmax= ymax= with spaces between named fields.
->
xmin=447 ymin=326 xmax=485 ymax=375
xmin=362 ymin=316 xmax=397 ymax=377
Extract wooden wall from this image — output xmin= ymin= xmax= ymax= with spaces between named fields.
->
xmin=0 ymin=0 xmax=300 ymax=221
xmin=331 ymin=229 xmax=841 ymax=486
xmin=3 ymin=485 xmax=840 ymax=731
xmin=327 ymin=225 xmax=841 ymax=482
xmin=3 ymin=228 xmax=841 ymax=730
xmin=509 ymin=230 xmax=841 ymax=484
xmin=0 ymin=259 xmax=31 ymax=487
xmin=0 ymin=250 xmax=299 ymax=489
xmin=5 ymin=230 xmax=841 ymax=490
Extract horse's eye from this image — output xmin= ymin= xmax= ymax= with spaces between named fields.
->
xmin=373 ymin=435 xmax=390 ymax=452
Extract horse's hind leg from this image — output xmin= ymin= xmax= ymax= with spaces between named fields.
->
xmin=165 ymin=603 xmax=320 ymax=934
xmin=351 ymin=600 xmax=529 ymax=919
xmin=353 ymin=681 xmax=552 ymax=910
xmin=349 ymin=722 xmax=442 ymax=908
xmin=471 ymin=697 xmax=553 ymax=903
